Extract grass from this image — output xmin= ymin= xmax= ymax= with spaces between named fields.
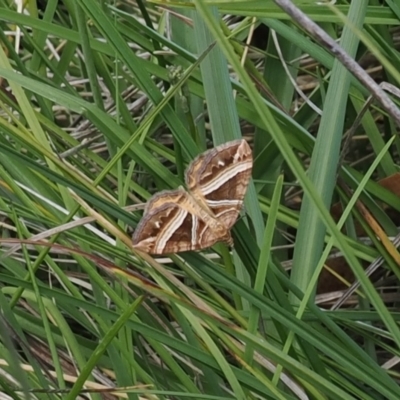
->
xmin=0 ymin=0 xmax=400 ymax=399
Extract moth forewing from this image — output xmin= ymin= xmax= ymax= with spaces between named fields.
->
xmin=187 ymin=139 xmax=253 ymax=230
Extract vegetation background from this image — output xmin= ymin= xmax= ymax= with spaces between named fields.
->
xmin=0 ymin=0 xmax=399 ymax=399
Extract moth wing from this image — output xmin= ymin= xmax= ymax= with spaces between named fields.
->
xmin=132 ymin=189 xmax=227 ymax=254
xmin=185 ymin=139 xmax=253 ymax=229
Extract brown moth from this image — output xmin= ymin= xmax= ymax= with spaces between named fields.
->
xmin=132 ymin=139 xmax=253 ymax=254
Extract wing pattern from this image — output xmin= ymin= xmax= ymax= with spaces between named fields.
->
xmin=132 ymin=140 xmax=252 ymax=254
xmin=185 ymin=139 xmax=253 ymax=229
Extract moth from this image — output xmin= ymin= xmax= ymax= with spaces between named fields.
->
xmin=132 ymin=139 xmax=253 ymax=254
